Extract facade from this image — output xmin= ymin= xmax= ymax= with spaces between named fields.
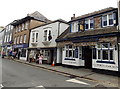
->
xmin=29 ymin=19 xmax=69 ymax=64
xmin=0 ymin=27 xmax=4 ymax=56
xmin=56 ymin=7 xmax=120 ymax=71
xmin=12 ymin=11 xmax=50 ymax=60
xmin=2 ymin=24 xmax=14 ymax=57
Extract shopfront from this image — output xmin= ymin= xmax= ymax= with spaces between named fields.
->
xmin=13 ymin=44 xmax=28 ymax=60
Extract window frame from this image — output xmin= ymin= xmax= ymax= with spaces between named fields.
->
xmin=96 ymin=43 xmax=114 ymax=62
xmin=102 ymin=13 xmax=114 ymax=27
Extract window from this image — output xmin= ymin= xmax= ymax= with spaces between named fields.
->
xmin=36 ymin=33 xmax=38 ymax=42
xmin=97 ymin=43 xmax=114 ymax=61
xmin=14 ymin=37 xmax=16 ymax=44
xmin=20 ymin=35 xmax=22 ymax=43
xmin=4 ymin=35 xmax=6 ymax=43
xmin=71 ymin=22 xmax=78 ymax=32
xmin=102 ymin=13 xmax=114 ymax=27
xmin=25 ymin=22 xmax=29 ymax=29
xmin=17 ymin=36 xmax=19 ymax=44
xmin=22 ymin=23 xmax=24 ymax=30
xmin=65 ymin=45 xmax=78 ymax=58
xmin=31 ymin=32 xmax=39 ymax=43
xmin=44 ymin=30 xmax=47 ymax=41
xmin=85 ymin=18 xmax=94 ymax=30
xmin=9 ymin=34 xmax=12 ymax=41
xmin=23 ymin=34 xmax=26 ymax=43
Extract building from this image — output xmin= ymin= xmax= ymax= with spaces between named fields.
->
xmin=56 ymin=7 xmax=120 ymax=71
xmin=2 ymin=24 xmax=14 ymax=57
xmin=29 ymin=19 xmax=69 ymax=64
xmin=0 ymin=27 xmax=4 ymax=56
xmin=12 ymin=11 xmax=50 ymax=60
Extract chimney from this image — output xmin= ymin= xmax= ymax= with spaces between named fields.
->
xmin=71 ymin=14 xmax=75 ymax=20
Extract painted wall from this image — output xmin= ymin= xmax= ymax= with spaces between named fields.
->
xmin=92 ymin=44 xmax=118 ymax=71
xmin=29 ymin=21 xmax=69 ymax=48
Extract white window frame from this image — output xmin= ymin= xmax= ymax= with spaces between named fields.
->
xmin=71 ymin=22 xmax=78 ymax=32
xmin=43 ymin=27 xmax=52 ymax=42
xmin=85 ymin=18 xmax=94 ymax=30
xmin=65 ymin=45 xmax=78 ymax=58
xmin=96 ymin=43 xmax=114 ymax=61
xmin=102 ymin=13 xmax=114 ymax=27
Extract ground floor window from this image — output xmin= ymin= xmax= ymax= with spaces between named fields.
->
xmin=96 ymin=43 xmax=114 ymax=61
xmin=21 ymin=49 xmax=26 ymax=57
xmin=65 ymin=45 xmax=78 ymax=58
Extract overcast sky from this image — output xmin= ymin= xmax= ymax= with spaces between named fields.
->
xmin=0 ymin=0 xmax=118 ymax=27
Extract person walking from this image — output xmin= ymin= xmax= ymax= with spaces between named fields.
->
xmin=38 ymin=54 xmax=43 ymax=64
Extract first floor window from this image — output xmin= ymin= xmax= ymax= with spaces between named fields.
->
xmin=23 ymin=34 xmax=26 ymax=43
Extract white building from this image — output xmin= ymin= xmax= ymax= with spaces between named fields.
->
xmin=29 ymin=19 xmax=69 ymax=64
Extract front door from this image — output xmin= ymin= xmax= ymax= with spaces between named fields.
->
xmin=82 ymin=46 xmax=92 ymax=68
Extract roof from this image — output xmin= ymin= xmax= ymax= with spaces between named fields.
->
xmin=12 ymin=11 xmax=50 ymax=25
xmin=70 ymin=7 xmax=117 ymax=22
xmin=28 ymin=11 xmax=50 ymax=23
xmin=30 ymin=19 xmax=68 ymax=30
xmin=56 ymin=26 xmax=118 ymax=42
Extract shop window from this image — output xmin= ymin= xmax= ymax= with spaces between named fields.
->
xmin=102 ymin=50 xmax=108 ymax=60
xmin=92 ymin=48 xmax=96 ymax=59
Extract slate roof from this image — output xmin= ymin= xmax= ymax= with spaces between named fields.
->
xmin=70 ymin=7 xmax=117 ymax=22
xmin=12 ymin=11 xmax=50 ymax=25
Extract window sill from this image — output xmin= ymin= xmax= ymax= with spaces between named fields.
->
xmin=31 ymin=42 xmax=38 ymax=46
xmin=42 ymin=41 xmax=51 ymax=45
xmin=96 ymin=60 xmax=115 ymax=64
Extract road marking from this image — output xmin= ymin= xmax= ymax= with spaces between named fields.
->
xmin=66 ymin=79 xmax=90 ymax=85
xmin=0 ymin=84 xmax=4 ymax=88
xmin=36 ymin=85 xmax=44 ymax=87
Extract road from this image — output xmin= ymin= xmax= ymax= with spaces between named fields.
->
xmin=1 ymin=58 xmax=98 ymax=88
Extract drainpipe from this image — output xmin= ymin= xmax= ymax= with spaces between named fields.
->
xmin=58 ymin=22 xmax=60 ymax=37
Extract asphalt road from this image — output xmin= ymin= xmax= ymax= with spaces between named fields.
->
xmin=1 ymin=58 xmax=98 ymax=88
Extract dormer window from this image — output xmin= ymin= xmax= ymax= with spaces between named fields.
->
xmin=102 ymin=13 xmax=114 ymax=27
xmin=71 ymin=21 xmax=78 ymax=32
xmin=85 ymin=18 xmax=94 ymax=30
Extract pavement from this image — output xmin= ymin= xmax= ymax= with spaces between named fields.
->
xmin=4 ymin=58 xmax=120 ymax=88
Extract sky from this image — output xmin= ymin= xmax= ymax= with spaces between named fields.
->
xmin=0 ymin=0 xmax=118 ymax=27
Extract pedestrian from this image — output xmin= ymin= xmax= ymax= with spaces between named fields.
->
xmin=36 ymin=53 xmax=39 ymax=64
xmin=38 ymin=54 xmax=43 ymax=64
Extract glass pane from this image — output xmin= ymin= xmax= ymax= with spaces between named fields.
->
xmin=109 ymin=19 xmax=113 ymax=25
xmin=98 ymin=50 xmax=101 ymax=59
xmin=93 ymin=48 xmax=96 ymax=59
xmin=97 ymin=44 xmax=101 ymax=48
xmin=102 ymin=43 xmax=108 ymax=48
xmin=102 ymin=50 xmax=108 ymax=60
xmin=110 ymin=50 xmax=113 ymax=60
xmin=69 ymin=45 xmax=72 ymax=49
xmin=69 ymin=50 xmax=72 ymax=57
xmin=66 ymin=50 xmax=68 ymax=57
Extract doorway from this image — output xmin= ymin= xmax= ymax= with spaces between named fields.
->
xmin=82 ymin=46 xmax=92 ymax=68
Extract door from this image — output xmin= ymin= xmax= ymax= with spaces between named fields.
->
xmin=82 ymin=46 xmax=92 ymax=68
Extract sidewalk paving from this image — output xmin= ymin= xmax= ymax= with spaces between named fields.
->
xmin=12 ymin=59 xmax=120 ymax=87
